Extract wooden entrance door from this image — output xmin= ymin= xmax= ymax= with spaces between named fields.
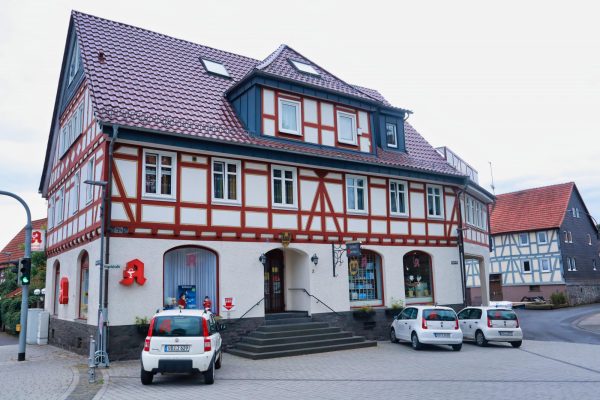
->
xmin=264 ymin=249 xmax=285 ymax=313
xmin=489 ymin=273 xmax=503 ymax=301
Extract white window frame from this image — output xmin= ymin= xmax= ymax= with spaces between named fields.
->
xmin=85 ymin=157 xmax=95 ymax=204
xmin=55 ymin=187 xmax=64 ymax=224
xmin=142 ymin=149 xmax=177 ymax=200
xmin=540 ymin=258 xmax=551 ymax=272
xmin=200 ymin=58 xmax=230 ymax=77
xmin=389 ymin=179 xmax=408 ymax=216
xmin=522 ymin=259 xmax=532 ymax=273
xmin=211 ymin=158 xmax=241 ymax=205
xmin=68 ymin=41 xmax=80 ymax=85
xmin=72 ymin=171 xmax=80 ymax=215
xmin=277 ymin=98 xmax=302 ymax=136
xmin=518 ymin=232 xmax=529 ymax=246
xmin=426 ymin=185 xmax=444 ymax=219
xmin=48 ymin=198 xmax=55 ymax=229
xmin=537 ymin=231 xmax=548 ymax=244
xmin=336 ymin=110 xmax=358 ymax=145
xmin=385 ymin=123 xmax=398 ymax=148
xmin=572 ymin=257 xmax=577 ymax=271
xmin=345 ymin=174 xmax=368 ymax=214
xmin=568 ymin=231 xmax=573 ymax=243
xmin=271 ymin=165 xmax=298 ymax=209
xmin=588 ymin=234 xmax=592 ymax=245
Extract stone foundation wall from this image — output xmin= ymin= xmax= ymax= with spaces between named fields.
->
xmin=48 ymin=317 xmax=96 ymax=356
xmin=566 ymin=284 xmax=600 ymax=305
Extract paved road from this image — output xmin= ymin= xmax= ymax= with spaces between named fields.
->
xmin=0 ymin=331 xmax=18 ymax=346
xmin=515 ymin=303 xmax=600 ymax=344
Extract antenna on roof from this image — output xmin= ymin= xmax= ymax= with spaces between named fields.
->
xmin=489 ymin=161 xmax=496 ymax=195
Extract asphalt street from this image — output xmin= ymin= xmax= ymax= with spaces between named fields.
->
xmin=0 ymin=331 xmax=18 ymax=346
xmin=515 ymin=303 xmax=600 ymax=344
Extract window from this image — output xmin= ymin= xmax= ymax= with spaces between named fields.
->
xmin=540 ymin=258 xmax=551 ymax=272
xmin=79 ymin=252 xmax=89 ymax=319
xmin=386 ymin=123 xmax=398 ymax=148
xmin=348 ymin=250 xmax=383 ymax=305
xmin=389 ymin=180 xmax=407 ymax=215
xmin=566 ymin=257 xmax=572 ymax=271
xmin=346 ymin=175 xmax=367 ymax=213
xmin=594 ymin=260 xmax=597 ymax=271
xmin=576 ymin=208 xmax=580 ymax=218
xmin=212 ymin=158 xmax=240 ymax=203
xmin=71 ymin=171 xmax=80 ymax=215
xmin=289 ymin=60 xmax=319 ymax=75
xmin=143 ymin=150 xmax=176 ymax=199
xmin=271 ymin=166 xmax=297 ymax=207
xmin=68 ymin=41 xmax=80 ymax=85
xmin=278 ymin=98 xmax=301 ymax=135
xmin=568 ymin=231 xmax=573 ymax=243
xmin=60 ymin=104 xmax=85 ymax=157
xmin=519 ymin=233 xmax=529 ymax=246
xmin=200 ymin=58 xmax=230 ymax=77
xmin=522 ymin=260 xmax=531 ymax=273
xmin=466 ymin=197 xmax=474 ymax=225
xmin=564 ymin=231 xmax=569 ymax=243
xmin=55 ymin=188 xmax=64 ymax=224
xmin=572 ymin=257 xmax=577 ymax=271
xmin=588 ymin=234 xmax=592 ymax=245
xmin=48 ymin=198 xmax=55 ymax=229
xmin=426 ymin=185 xmax=443 ymax=218
xmin=529 ymin=285 xmax=541 ymax=292
xmin=537 ymin=231 xmax=548 ymax=244
xmin=403 ymin=251 xmax=434 ymax=304
xmin=85 ymin=157 xmax=94 ymax=203
xmin=336 ymin=111 xmax=357 ymax=145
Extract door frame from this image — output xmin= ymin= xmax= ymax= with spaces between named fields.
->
xmin=264 ymin=249 xmax=285 ymax=313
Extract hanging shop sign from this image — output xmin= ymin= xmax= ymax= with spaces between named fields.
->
xmin=119 ymin=259 xmax=147 ymax=286
xmin=280 ymin=232 xmax=292 ymax=248
xmin=346 ymin=242 xmax=362 ymax=258
xmin=31 ymin=229 xmax=45 ymax=252
xmin=348 ymin=259 xmax=359 ymax=276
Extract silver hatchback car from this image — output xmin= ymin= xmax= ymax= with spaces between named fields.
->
xmin=457 ymin=306 xmax=523 ymax=348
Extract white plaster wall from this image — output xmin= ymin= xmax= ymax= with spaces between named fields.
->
xmin=370 ymin=187 xmax=387 ymax=216
xmin=180 ymin=168 xmax=206 ymax=203
xmin=245 ymin=175 xmax=268 ymax=207
xmin=303 ymin=99 xmax=318 ymax=123
xmin=263 ymin=89 xmax=275 ymax=115
xmin=324 ymin=183 xmax=343 ymax=212
xmin=320 ymin=103 xmax=334 ymax=126
xmin=115 ymin=159 xmax=137 ymax=198
xmin=300 ymin=180 xmax=318 ymax=211
xmin=410 ymin=192 xmax=425 ymax=218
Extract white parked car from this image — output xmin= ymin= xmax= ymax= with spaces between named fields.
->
xmin=390 ymin=306 xmax=463 ymax=351
xmin=140 ymin=309 xmax=225 ymax=385
xmin=457 ymin=306 xmax=523 ymax=348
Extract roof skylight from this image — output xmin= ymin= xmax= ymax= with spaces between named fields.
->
xmin=290 ymin=60 xmax=319 ymax=76
xmin=201 ymin=58 xmax=230 ymax=78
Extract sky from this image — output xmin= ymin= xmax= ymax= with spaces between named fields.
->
xmin=1 ymin=0 xmax=599 ymax=248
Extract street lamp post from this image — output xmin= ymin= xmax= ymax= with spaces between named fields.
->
xmin=0 ymin=190 xmax=32 ymax=361
xmin=84 ymin=179 xmax=109 ymax=367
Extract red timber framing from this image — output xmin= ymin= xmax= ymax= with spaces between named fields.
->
xmin=46 ymin=80 xmax=107 ymax=256
xmin=261 ymin=88 xmax=373 ymax=153
xmin=105 ymin=143 xmax=477 ymax=248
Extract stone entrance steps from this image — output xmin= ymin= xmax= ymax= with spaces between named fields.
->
xmin=227 ymin=311 xmax=376 ymax=360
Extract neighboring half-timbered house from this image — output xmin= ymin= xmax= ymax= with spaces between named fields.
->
xmin=40 ymin=11 xmax=494 ymax=357
xmin=466 ymin=182 xmax=600 ymax=305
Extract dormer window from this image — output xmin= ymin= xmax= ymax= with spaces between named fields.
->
xmin=337 ymin=111 xmax=357 ymax=145
xmin=278 ymin=98 xmax=301 ymax=135
xmin=289 ymin=60 xmax=319 ymax=76
xmin=68 ymin=41 xmax=80 ymax=85
xmin=200 ymin=58 xmax=230 ymax=78
xmin=386 ymin=123 xmax=398 ymax=148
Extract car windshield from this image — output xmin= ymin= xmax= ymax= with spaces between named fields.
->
xmin=423 ymin=309 xmax=456 ymax=321
xmin=152 ymin=316 xmax=203 ymax=337
xmin=487 ymin=310 xmax=517 ymax=320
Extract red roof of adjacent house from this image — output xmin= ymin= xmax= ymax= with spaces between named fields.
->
xmin=0 ymin=218 xmax=47 ymax=266
xmin=66 ymin=11 xmax=462 ymax=178
xmin=489 ymin=183 xmax=574 ymax=235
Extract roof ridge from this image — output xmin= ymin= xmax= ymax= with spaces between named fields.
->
xmin=71 ymin=10 xmax=261 ymax=63
xmin=256 ymin=44 xmax=288 ymax=70
xmin=495 ymin=181 xmax=574 ymax=197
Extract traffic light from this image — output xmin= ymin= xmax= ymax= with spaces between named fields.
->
xmin=19 ymin=258 xmax=31 ymax=286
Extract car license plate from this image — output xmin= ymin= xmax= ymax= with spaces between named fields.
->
xmin=499 ymin=331 xmax=513 ymax=336
xmin=164 ymin=345 xmax=190 ymax=352
xmin=434 ymin=333 xmax=450 ymax=338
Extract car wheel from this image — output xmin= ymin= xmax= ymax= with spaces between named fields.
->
xmin=475 ymin=330 xmax=488 ymax=347
xmin=452 ymin=344 xmax=462 ymax=352
xmin=141 ymin=367 xmax=154 ymax=385
xmin=215 ymin=350 xmax=222 ymax=369
xmin=511 ymin=341 xmax=522 ymax=348
xmin=411 ymin=332 xmax=422 ymax=350
xmin=203 ymin=361 xmax=215 ymax=384
xmin=390 ymin=328 xmax=399 ymax=343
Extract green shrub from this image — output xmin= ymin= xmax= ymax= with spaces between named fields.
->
xmin=550 ymin=291 xmax=568 ymax=306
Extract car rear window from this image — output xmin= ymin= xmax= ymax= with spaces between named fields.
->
xmin=487 ymin=310 xmax=517 ymax=320
xmin=152 ymin=316 xmax=203 ymax=337
xmin=423 ymin=309 xmax=456 ymax=321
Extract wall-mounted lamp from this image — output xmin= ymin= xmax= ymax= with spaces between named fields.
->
xmin=311 ymin=254 xmax=319 ymax=266
xmin=259 ymin=253 xmax=267 ymax=266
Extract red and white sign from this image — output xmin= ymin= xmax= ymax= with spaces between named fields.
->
xmin=222 ymin=297 xmax=236 ymax=312
xmin=31 ymin=230 xmax=45 ymax=252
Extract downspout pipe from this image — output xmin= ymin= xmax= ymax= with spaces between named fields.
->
xmin=456 ymin=183 xmax=469 ymax=307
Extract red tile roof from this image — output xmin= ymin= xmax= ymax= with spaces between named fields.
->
xmin=0 ymin=218 xmax=47 ymax=266
xmin=489 ymin=183 xmax=574 ymax=234
xmin=70 ymin=11 xmax=463 ymax=178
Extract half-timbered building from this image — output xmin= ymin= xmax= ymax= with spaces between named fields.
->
xmin=467 ymin=182 xmax=600 ymax=305
xmin=40 ymin=11 xmax=494 ymax=357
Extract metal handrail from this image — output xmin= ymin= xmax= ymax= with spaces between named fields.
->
xmin=289 ymin=288 xmax=343 ymax=317
xmin=228 ymin=297 xmax=265 ymax=324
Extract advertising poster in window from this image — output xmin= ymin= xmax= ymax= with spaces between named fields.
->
xmin=177 ymin=285 xmax=197 ymax=309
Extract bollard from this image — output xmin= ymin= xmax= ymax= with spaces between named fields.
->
xmin=88 ymin=335 xmax=96 ymax=383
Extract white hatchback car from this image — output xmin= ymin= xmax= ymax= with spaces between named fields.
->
xmin=140 ymin=309 xmax=225 ymax=385
xmin=390 ymin=306 xmax=463 ymax=351
xmin=457 ymin=306 xmax=523 ymax=348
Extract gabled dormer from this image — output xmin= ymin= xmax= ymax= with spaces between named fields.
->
xmin=226 ymin=45 xmax=409 ymax=155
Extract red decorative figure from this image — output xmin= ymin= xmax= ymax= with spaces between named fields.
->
xmin=203 ymin=296 xmax=212 ymax=312
xmin=119 ymin=259 xmax=147 ymax=286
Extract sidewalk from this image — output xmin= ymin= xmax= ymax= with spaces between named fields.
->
xmin=577 ymin=312 xmax=600 ymax=334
